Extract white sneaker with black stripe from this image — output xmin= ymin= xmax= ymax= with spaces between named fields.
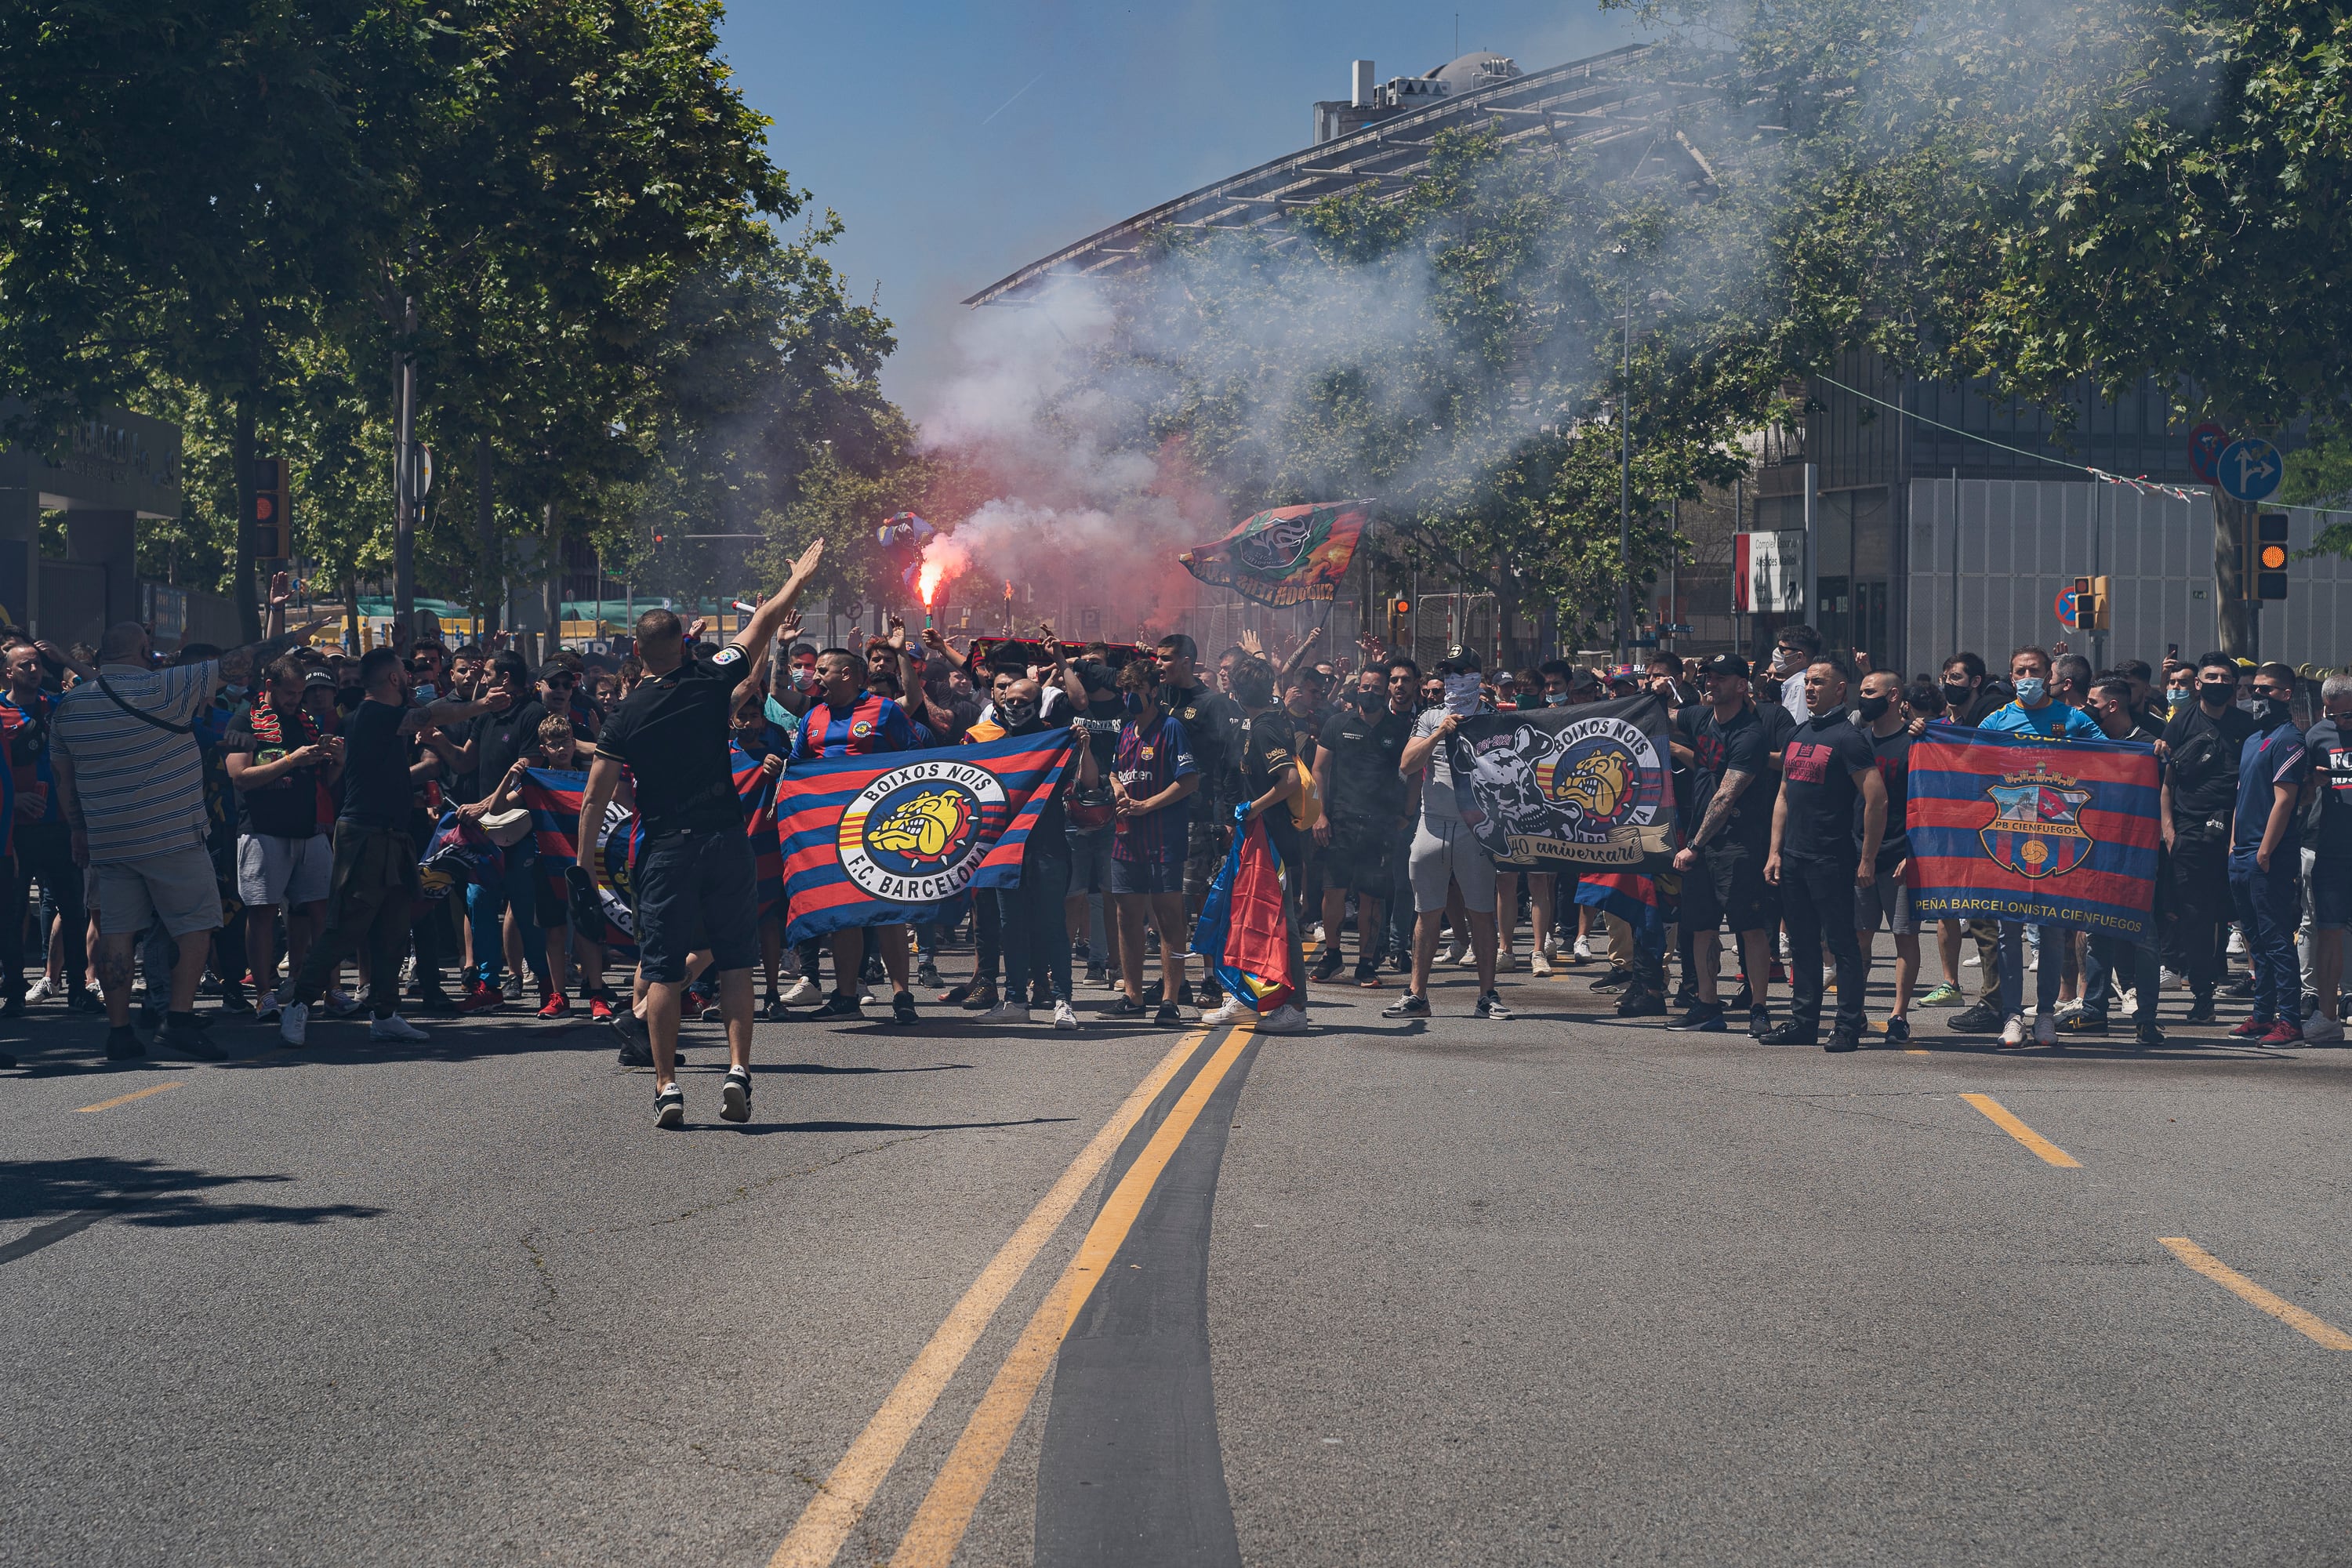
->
xmin=719 ymin=1069 xmax=752 ymax=1123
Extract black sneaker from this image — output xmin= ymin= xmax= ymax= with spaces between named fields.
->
xmin=67 ymin=989 xmax=106 ymax=1015
xmin=1311 ymin=949 xmax=1345 ymax=983
xmin=1729 ymin=985 xmax=1755 ymax=1012
xmin=1382 ymin=992 xmax=1431 ymax=1018
xmin=1951 ymin=1000 xmax=2005 ymax=1033
xmin=158 ymin=1020 xmax=226 ymax=1061
xmin=2183 ymin=997 xmax=2219 ymax=1024
xmin=0 ymin=996 xmax=25 ymax=1021
xmin=654 ymin=1086 xmax=685 ymax=1130
xmin=891 ymin=989 xmax=918 ymax=1025
xmin=1143 ymin=980 xmax=1164 ymax=1005
xmin=105 ymin=1025 xmax=145 ymax=1061
xmin=1748 ymin=1007 xmax=1774 ymax=1039
xmin=1475 ymin=989 xmax=1514 ymax=1020
xmin=137 ymin=1004 xmax=163 ymax=1031
xmin=2136 ymin=1021 xmax=2167 ymax=1047
xmin=2060 ymin=1011 xmax=2108 ymax=1035
xmin=1107 ymin=996 xmax=1148 ymax=1018
xmin=1616 ymin=989 xmax=1667 ymax=1018
xmin=1824 ymin=1029 xmax=1862 ymax=1053
xmin=760 ymin=995 xmax=789 ymax=1022
xmin=862 ymin=954 xmax=887 ymax=984
xmin=2225 ymin=975 xmax=2256 ymax=998
xmin=811 ymin=993 xmax=864 ymax=1020
xmin=1589 ymin=971 xmax=1628 ymax=993
xmin=411 ymin=989 xmax=463 ymax=1018
xmin=719 ymin=1069 xmax=752 ymax=1123
xmin=1353 ymin=964 xmax=1385 ymax=989
xmin=1883 ymin=1016 xmax=1911 ymax=1046
xmin=1669 ymin=1001 xmax=1726 ymax=1033
xmin=916 ymin=962 xmax=944 ymax=990
xmin=610 ymin=1006 xmax=651 ymax=1058
xmin=1153 ymin=1002 xmax=1182 ymax=1026
xmin=1759 ymin=1021 xmax=1817 ymax=1047
xmin=214 ymin=990 xmax=255 ymax=1018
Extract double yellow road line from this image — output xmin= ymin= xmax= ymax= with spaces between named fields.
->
xmin=771 ymin=1022 xmax=1252 ymax=1568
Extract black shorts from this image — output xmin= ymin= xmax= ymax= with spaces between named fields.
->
xmin=1680 ymin=840 xmax=1775 ymax=935
xmin=1183 ymin=817 xmax=1229 ymax=899
xmin=535 ymin=875 xmax=570 ymax=930
xmin=1327 ymin=815 xmax=1397 ymax=897
xmin=633 ymin=825 xmax=760 ymax=983
xmin=1112 ymin=855 xmax=1184 ymax=896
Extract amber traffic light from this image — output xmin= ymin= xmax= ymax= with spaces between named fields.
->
xmin=2240 ymin=513 xmax=2290 ymax=601
xmin=247 ymin=457 xmax=290 ymax=560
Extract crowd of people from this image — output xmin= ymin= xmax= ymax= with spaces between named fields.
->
xmin=3 ymin=550 xmax=2347 ymax=1125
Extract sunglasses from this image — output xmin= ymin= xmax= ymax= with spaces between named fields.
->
xmin=543 ymin=675 xmax=578 ymax=688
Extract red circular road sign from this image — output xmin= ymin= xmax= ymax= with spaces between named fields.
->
xmin=2188 ymin=422 xmax=2230 ymax=485
xmin=2054 ymin=587 xmax=2079 ymax=630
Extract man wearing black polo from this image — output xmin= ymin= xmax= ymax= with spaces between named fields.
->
xmin=1310 ymin=657 xmax=1414 ymax=986
xmin=581 ymin=539 xmax=822 ymax=1130
xmin=2160 ymin=651 xmax=2257 ymax=1023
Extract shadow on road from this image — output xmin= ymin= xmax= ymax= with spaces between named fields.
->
xmin=0 ymin=1156 xmax=385 ymax=1266
xmin=704 ymin=1115 xmax=1080 ymax=1135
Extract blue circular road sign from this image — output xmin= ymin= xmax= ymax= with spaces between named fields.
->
xmin=2216 ymin=437 xmax=2284 ymax=502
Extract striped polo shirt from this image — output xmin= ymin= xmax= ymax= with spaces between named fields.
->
xmin=53 ymin=660 xmax=218 ymax=862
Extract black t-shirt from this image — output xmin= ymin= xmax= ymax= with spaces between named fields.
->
xmin=1778 ymin=713 xmax=1877 ymax=862
xmin=1755 ymin=697 xmax=1796 ymax=759
xmin=222 ymin=701 xmax=325 ymax=840
xmin=339 ymin=699 xmax=414 ymax=829
xmin=470 ymin=701 xmax=559 ymax=804
xmin=1687 ymin=705 xmax=1773 ymax=854
xmin=2306 ymin=717 xmax=2352 ymax=860
xmin=1860 ymin=726 xmax=1912 ymax=869
xmin=595 ymin=647 xmax=746 ymax=835
xmin=1160 ymin=680 xmax=1242 ymax=804
xmin=1316 ymin=704 xmax=1412 ymax=823
xmin=2162 ymin=701 xmax=2259 ymax=823
xmin=1070 ymin=694 xmax=1124 ymax=819
xmin=1240 ymin=710 xmax=1302 ymax=863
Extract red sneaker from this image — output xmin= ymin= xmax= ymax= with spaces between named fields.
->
xmin=2228 ymin=1017 xmax=2271 ymax=1038
xmin=589 ymin=993 xmax=615 ymax=1022
xmin=458 ymin=982 xmax=503 ymax=1014
xmin=2259 ymin=1021 xmax=2303 ymax=1047
xmin=537 ymin=991 xmax=571 ymax=1019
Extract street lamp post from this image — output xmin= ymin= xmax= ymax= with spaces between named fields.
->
xmin=1617 ymin=292 xmax=1632 ymax=666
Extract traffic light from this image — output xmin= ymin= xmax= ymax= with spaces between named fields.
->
xmin=247 ymin=457 xmax=290 ymax=560
xmin=2071 ymin=575 xmax=2111 ymax=633
xmin=1391 ymin=597 xmax=1411 ymax=616
xmin=2256 ymin=513 xmax=2290 ymax=601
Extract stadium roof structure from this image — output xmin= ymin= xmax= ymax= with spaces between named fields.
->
xmin=965 ymin=43 xmax=1724 ymax=308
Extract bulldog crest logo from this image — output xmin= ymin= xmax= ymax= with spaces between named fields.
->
xmin=1980 ymin=767 xmax=2094 ymax=880
xmin=838 ymin=761 xmax=1009 ymax=901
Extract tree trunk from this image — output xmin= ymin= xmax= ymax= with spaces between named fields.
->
xmin=2214 ymin=492 xmax=2256 ymax=659
xmin=477 ymin=434 xmax=499 ymax=639
xmin=231 ymin=399 xmax=263 ymax=643
xmin=541 ymin=501 xmax=561 ymax=659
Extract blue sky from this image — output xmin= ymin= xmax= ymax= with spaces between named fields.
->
xmin=718 ymin=1 xmax=1644 ymax=416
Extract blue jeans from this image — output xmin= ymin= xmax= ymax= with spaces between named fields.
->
xmin=996 ymin=843 xmax=1073 ymax=1004
xmin=2082 ymin=933 xmax=2159 ymax=1025
xmin=1998 ymin=920 xmax=2066 ymax=1018
xmin=2227 ymin=853 xmax=2303 ymax=1022
xmin=467 ymin=839 xmax=547 ymax=989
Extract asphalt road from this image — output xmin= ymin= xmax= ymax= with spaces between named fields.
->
xmin=5 ymin=940 xmax=2350 ymax=1567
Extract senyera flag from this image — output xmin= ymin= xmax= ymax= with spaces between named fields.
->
xmin=777 ymin=728 xmax=1075 ymax=944
xmin=1177 ymin=500 xmax=1371 ymax=608
xmin=1907 ymin=728 xmax=2161 ymax=943
xmin=1189 ymin=809 xmax=1298 ymax=1014
xmin=519 ymin=765 xmax=639 ymax=958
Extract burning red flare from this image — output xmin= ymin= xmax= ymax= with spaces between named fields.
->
xmin=918 ymin=560 xmax=946 ymax=607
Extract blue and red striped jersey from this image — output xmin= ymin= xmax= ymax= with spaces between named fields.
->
xmin=793 ymin=694 xmax=916 ymax=760
xmin=1111 ymin=713 xmax=1197 ymax=865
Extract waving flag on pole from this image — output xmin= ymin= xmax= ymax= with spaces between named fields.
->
xmin=776 ymin=728 xmax=1075 ymax=945
xmin=1907 ymin=728 xmax=2161 ymax=942
xmin=1177 ymin=501 xmax=1372 ymax=607
xmin=1189 ymin=809 xmax=1298 ymax=1014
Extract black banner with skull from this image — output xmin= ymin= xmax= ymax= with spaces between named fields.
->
xmin=1443 ymin=695 xmax=1681 ymax=869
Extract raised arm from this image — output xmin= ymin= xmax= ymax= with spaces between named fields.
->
xmin=732 ymin=538 xmax=826 ymax=658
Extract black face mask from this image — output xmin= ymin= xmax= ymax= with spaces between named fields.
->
xmin=2256 ymin=695 xmax=2292 ymax=728
xmin=999 ymin=700 xmax=1037 ymax=729
xmin=1940 ymin=681 xmax=1973 ymax=709
xmin=1856 ymin=694 xmax=1891 ymax=723
xmin=2198 ymin=681 xmax=2232 ymax=710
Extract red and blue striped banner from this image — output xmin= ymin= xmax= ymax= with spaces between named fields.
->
xmin=521 ymin=765 xmax=638 ymax=958
xmin=1907 ymin=728 xmax=2160 ymax=943
xmin=729 ymin=745 xmax=786 ymax=921
xmin=777 ymin=728 xmax=1075 ymax=945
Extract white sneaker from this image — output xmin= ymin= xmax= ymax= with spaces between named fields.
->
xmin=1441 ymin=938 xmax=1467 ymax=967
xmin=2303 ymin=1014 xmax=2346 ymax=1045
xmin=2160 ymin=967 xmax=2186 ymax=991
xmin=24 ymin=977 xmax=53 ymax=1003
xmin=1530 ymin=950 xmax=1554 ymax=977
xmin=1572 ymin=935 xmax=1594 ymax=962
xmin=2053 ymin=999 xmax=2082 ymax=1021
xmin=278 ymin=1000 xmax=310 ymax=1047
xmin=369 ymin=1013 xmax=430 ymax=1042
xmin=1200 ymin=994 xmax=1251 ymax=1026
xmin=2000 ymin=1012 xmax=2027 ymax=1047
xmin=977 ymin=1000 xmax=1030 ymax=1024
xmin=1052 ymin=1000 xmax=1080 ymax=1029
xmin=2227 ymin=927 xmax=2247 ymax=956
xmin=1257 ymin=1004 xmax=1309 ymax=1034
xmin=1963 ymin=953 xmax=1980 ymax=967
xmin=779 ymin=976 xmax=822 ymax=1005
xmin=1496 ymin=946 xmax=1518 ymax=973
xmin=1541 ymin=934 xmax=1562 ymax=958
xmin=324 ymin=988 xmax=364 ymax=1018
xmin=2034 ymin=1011 xmax=2057 ymax=1047
xmin=1311 ymin=922 xmax=1327 ymax=942
xmin=2118 ymin=989 xmax=2138 ymax=1018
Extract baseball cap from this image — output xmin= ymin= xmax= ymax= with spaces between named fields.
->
xmin=303 ymin=670 xmax=337 ymax=690
xmin=1697 ymin=653 xmax=1751 ymax=680
xmin=1567 ymin=666 xmax=1603 ymax=692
